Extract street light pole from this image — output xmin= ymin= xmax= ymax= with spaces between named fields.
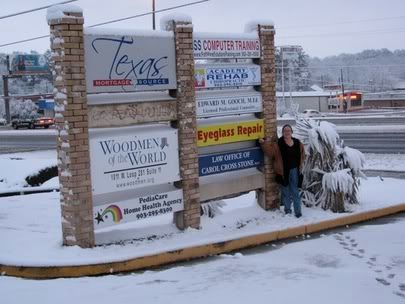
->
xmin=281 ymin=48 xmax=285 ymax=110
xmin=152 ymin=0 xmax=156 ymax=30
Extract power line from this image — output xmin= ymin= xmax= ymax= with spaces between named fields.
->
xmin=278 ymin=27 xmax=405 ymax=39
xmin=88 ymin=0 xmax=209 ymax=28
xmin=0 ymin=0 xmax=209 ymax=48
xmin=275 ymin=64 xmax=405 ymax=69
xmin=0 ymin=0 xmax=78 ymax=20
xmin=277 ymin=15 xmax=405 ymax=30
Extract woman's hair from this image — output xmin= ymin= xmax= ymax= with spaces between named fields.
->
xmin=282 ymin=124 xmax=293 ymax=133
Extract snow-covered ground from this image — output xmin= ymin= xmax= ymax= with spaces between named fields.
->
xmin=1 ymin=214 xmax=405 ymax=304
xmin=0 ymin=150 xmax=57 ymax=192
xmin=0 ymin=150 xmax=404 ymax=193
xmin=0 ymin=150 xmax=405 ymax=303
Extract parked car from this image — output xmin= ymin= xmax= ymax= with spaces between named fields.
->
xmin=301 ymin=109 xmax=325 ymax=117
xmin=0 ymin=118 xmax=7 ymax=126
xmin=11 ymin=116 xmax=54 ymax=129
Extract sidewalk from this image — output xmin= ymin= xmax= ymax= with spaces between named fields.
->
xmin=1 ymin=176 xmax=404 ymax=278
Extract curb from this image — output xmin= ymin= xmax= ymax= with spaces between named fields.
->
xmin=1 ymin=203 xmax=405 ymax=279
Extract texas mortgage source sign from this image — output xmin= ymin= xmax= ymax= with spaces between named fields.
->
xmin=84 ymin=30 xmax=176 ymax=93
xmin=89 ymin=125 xmax=180 ymax=196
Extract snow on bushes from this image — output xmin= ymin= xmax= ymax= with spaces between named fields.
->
xmin=296 ymin=119 xmax=365 ymax=212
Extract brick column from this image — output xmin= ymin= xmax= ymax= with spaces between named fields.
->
xmin=256 ymin=24 xmax=280 ymax=210
xmin=166 ymin=19 xmax=200 ymax=229
xmin=48 ymin=7 xmax=95 ymax=247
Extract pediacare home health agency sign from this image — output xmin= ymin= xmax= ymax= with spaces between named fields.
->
xmin=196 ymin=91 xmax=262 ymax=117
xmin=93 ymin=188 xmax=183 ymax=228
xmin=84 ymin=29 xmax=176 ymax=93
xmin=194 ymin=64 xmax=261 ymax=89
xmin=193 ymin=34 xmax=260 ymax=59
xmin=197 ymin=119 xmax=264 ymax=147
xmin=89 ymin=125 xmax=180 ymax=196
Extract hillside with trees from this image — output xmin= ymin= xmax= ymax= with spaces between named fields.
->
xmin=308 ymin=49 xmax=405 ymax=92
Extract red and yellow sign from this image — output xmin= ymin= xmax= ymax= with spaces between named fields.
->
xmin=197 ymin=119 xmax=264 ymax=147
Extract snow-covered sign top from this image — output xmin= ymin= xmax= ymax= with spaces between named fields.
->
xmin=244 ymin=19 xmax=275 ymax=32
xmin=159 ymin=13 xmax=193 ymax=31
xmin=46 ymin=4 xmax=83 ymax=22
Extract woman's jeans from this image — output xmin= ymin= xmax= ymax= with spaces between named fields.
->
xmin=281 ymin=168 xmax=302 ymax=217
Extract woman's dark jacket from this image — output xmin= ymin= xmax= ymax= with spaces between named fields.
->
xmin=260 ymin=137 xmax=305 ymax=187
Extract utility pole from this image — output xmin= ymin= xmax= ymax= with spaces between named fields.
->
xmin=2 ymin=55 xmax=11 ymax=123
xmin=152 ymin=0 xmax=156 ymax=30
xmin=340 ymin=68 xmax=347 ymax=113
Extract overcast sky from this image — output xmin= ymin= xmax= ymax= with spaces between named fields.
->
xmin=1 ymin=0 xmax=404 ymax=58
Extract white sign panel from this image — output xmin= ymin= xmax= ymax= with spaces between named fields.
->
xmin=194 ymin=64 xmax=261 ymax=89
xmin=193 ymin=35 xmax=260 ymax=59
xmin=196 ymin=92 xmax=262 ymax=117
xmin=93 ymin=189 xmax=183 ymax=229
xmin=84 ymin=32 xmax=176 ymax=93
xmin=89 ymin=125 xmax=180 ymax=195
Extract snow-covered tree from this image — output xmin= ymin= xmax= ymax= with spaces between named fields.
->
xmin=10 ymin=99 xmax=39 ymax=118
xmin=295 ymin=119 xmax=366 ymax=213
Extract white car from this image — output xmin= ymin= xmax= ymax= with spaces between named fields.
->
xmin=0 ymin=118 xmax=7 ymax=126
xmin=302 ymin=109 xmax=325 ymax=117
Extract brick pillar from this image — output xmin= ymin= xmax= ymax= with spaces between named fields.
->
xmin=166 ymin=19 xmax=200 ymax=229
xmin=48 ymin=7 xmax=95 ymax=247
xmin=256 ymin=24 xmax=280 ymax=210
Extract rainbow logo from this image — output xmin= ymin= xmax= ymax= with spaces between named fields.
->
xmin=101 ymin=205 xmax=123 ymax=223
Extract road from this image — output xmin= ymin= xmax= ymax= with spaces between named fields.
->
xmin=0 ymin=129 xmax=57 ymax=153
xmin=0 ymin=114 xmax=404 ymax=154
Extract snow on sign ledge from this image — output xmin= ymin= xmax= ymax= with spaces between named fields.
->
xmin=84 ymin=28 xmax=173 ymax=38
xmin=46 ymin=4 xmax=83 ymax=22
xmin=159 ymin=13 xmax=193 ymax=31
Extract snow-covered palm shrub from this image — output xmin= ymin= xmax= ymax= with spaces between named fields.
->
xmin=200 ymin=201 xmax=226 ymax=218
xmin=295 ymin=119 xmax=366 ymax=212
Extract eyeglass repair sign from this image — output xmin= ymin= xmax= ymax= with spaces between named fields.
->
xmin=197 ymin=119 xmax=264 ymax=147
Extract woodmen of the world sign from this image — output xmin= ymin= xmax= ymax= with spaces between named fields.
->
xmin=89 ymin=125 xmax=180 ymax=196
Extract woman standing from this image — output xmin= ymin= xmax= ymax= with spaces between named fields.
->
xmin=259 ymin=124 xmax=305 ymax=218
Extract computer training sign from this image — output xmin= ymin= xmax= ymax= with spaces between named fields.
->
xmin=84 ymin=30 xmax=176 ymax=93
xmin=193 ymin=35 xmax=260 ymax=59
xmin=194 ymin=64 xmax=261 ymax=89
xmin=89 ymin=125 xmax=180 ymax=195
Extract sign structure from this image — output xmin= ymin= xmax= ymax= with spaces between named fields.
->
xmin=89 ymin=125 xmax=180 ymax=195
xmin=193 ymin=35 xmax=260 ymax=59
xmin=11 ymin=54 xmax=49 ymax=74
xmin=84 ymin=31 xmax=177 ymax=93
xmin=194 ymin=64 xmax=261 ymax=89
xmin=197 ymin=119 xmax=264 ymax=147
xmin=93 ymin=189 xmax=184 ymax=228
xmin=199 ymin=147 xmax=263 ymax=176
xmin=196 ymin=92 xmax=262 ymax=117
